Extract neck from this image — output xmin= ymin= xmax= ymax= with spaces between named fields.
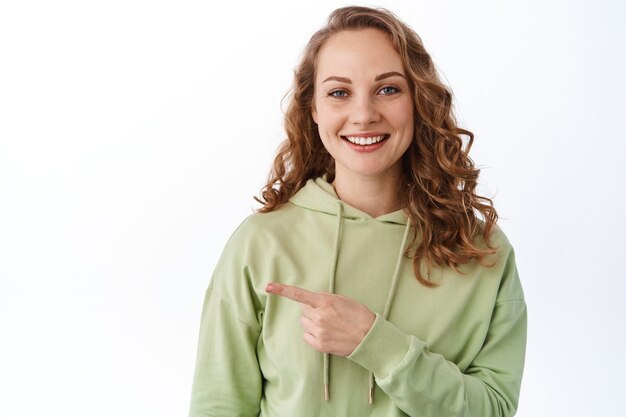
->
xmin=331 ymin=169 xmax=403 ymax=218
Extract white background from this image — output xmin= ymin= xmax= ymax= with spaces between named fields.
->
xmin=1 ymin=0 xmax=625 ymax=416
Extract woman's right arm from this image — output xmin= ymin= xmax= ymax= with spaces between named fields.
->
xmin=188 ymin=219 xmax=264 ymax=417
xmin=188 ymin=286 xmax=262 ymax=417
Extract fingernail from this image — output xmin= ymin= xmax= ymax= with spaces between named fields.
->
xmin=266 ymin=283 xmax=273 ymax=292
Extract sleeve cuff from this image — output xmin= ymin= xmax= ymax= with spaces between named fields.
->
xmin=347 ymin=313 xmax=421 ymax=378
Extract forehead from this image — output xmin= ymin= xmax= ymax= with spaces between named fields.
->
xmin=315 ymin=29 xmax=405 ymax=80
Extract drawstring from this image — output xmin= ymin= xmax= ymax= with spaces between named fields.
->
xmin=323 ymin=201 xmax=412 ymax=405
xmin=324 ymin=202 xmax=343 ymax=401
xmin=368 ymin=217 xmax=411 ymax=404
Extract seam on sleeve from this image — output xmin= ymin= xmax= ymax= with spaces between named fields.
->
xmin=208 ymin=288 xmax=262 ymax=331
xmin=495 ymin=299 xmax=525 ymax=306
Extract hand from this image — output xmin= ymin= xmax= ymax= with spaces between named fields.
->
xmin=265 ymin=282 xmax=376 ymax=356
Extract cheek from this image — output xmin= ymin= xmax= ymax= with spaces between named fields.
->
xmin=402 ymin=118 xmax=415 ymax=149
xmin=394 ymin=99 xmax=414 ymax=122
xmin=391 ymin=102 xmax=415 ymax=136
xmin=315 ymin=108 xmax=342 ymax=132
xmin=389 ymin=101 xmax=415 ymax=151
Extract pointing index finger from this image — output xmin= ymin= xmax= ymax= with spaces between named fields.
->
xmin=266 ymin=282 xmax=321 ymax=308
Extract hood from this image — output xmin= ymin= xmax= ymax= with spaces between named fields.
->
xmin=289 ymin=176 xmax=409 ymax=225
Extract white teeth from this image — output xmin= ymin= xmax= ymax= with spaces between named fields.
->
xmin=344 ymin=135 xmax=386 ymax=145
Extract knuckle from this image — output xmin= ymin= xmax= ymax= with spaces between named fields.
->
xmin=314 ymin=338 xmax=324 ymax=351
xmin=293 ymin=288 xmax=304 ymax=301
xmin=304 ymin=334 xmax=322 ymax=351
xmin=317 ymin=328 xmax=330 ymax=342
xmin=320 ymin=308 xmax=338 ymax=324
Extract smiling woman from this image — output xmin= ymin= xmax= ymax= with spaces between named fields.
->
xmin=189 ymin=6 xmax=526 ymax=417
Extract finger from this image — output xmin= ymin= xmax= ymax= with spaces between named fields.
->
xmin=265 ymin=282 xmax=321 ymax=308
xmin=300 ymin=303 xmax=319 ymax=319
xmin=299 ymin=315 xmax=317 ymax=334
xmin=303 ymin=332 xmax=322 ymax=352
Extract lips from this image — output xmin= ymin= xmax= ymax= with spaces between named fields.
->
xmin=341 ymin=134 xmax=390 ymax=146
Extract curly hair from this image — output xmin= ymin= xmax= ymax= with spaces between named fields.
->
xmin=254 ymin=6 xmax=498 ymax=286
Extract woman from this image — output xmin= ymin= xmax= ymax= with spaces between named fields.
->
xmin=189 ymin=6 xmax=526 ymax=417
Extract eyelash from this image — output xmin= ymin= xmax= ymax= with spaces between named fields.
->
xmin=328 ymin=86 xmax=400 ymax=98
xmin=380 ymin=86 xmax=400 ymax=95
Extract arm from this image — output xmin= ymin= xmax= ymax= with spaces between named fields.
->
xmin=347 ymin=247 xmax=527 ymax=417
xmin=188 ymin=286 xmax=263 ymax=417
xmin=189 ymin=220 xmax=265 ymax=417
xmin=348 ymin=300 xmax=526 ymax=416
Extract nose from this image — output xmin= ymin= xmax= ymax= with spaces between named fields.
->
xmin=349 ymin=94 xmax=381 ymax=125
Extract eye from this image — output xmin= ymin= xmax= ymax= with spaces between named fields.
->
xmin=329 ymin=90 xmax=348 ymax=98
xmin=379 ymin=86 xmax=400 ymax=95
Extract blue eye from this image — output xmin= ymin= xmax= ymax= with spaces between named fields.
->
xmin=330 ymin=90 xmax=348 ymax=98
xmin=380 ymin=86 xmax=399 ymax=95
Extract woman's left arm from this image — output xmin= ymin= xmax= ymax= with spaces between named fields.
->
xmin=348 ymin=298 xmax=527 ymax=417
xmin=267 ymin=245 xmax=527 ymax=417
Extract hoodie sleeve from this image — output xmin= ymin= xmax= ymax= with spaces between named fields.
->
xmin=347 ymin=245 xmax=527 ymax=417
xmin=188 ymin=221 xmax=264 ymax=417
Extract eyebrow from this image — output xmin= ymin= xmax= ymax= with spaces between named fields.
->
xmin=375 ymin=71 xmax=407 ymax=81
xmin=322 ymin=71 xmax=406 ymax=84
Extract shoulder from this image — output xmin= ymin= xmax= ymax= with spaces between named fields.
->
xmin=468 ymin=221 xmax=515 ymax=269
xmin=482 ymin=223 xmax=524 ymax=303
xmin=219 ymin=202 xmax=304 ymax=259
xmin=488 ymin=223 xmax=515 ymax=266
xmin=452 ymin=221 xmax=523 ymax=302
xmin=229 ymin=202 xmax=301 ymax=241
xmin=474 ymin=220 xmax=512 ymax=252
xmin=208 ymin=203 xmax=304 ymax=294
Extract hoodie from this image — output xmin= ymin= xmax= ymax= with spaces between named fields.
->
xmin=188 ymin=176 xmax=527 ymax=417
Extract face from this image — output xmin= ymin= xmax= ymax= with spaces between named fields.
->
xmin=312 ymin=28 xmax=414 ymax=184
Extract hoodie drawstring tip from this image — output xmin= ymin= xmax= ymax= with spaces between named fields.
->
xmin=368 ymin=386 xmax=374 ymax=405
xmin=324 ymin=384 xmax=330 ymax=401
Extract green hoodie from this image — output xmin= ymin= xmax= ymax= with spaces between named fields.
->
xmin=189 ymin=177 xmax=527 ymax=417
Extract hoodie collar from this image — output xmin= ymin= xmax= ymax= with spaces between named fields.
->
xmin=289 ymin=176 xmax=409 ymax=225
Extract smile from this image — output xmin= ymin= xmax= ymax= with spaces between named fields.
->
xmin=341 ymin=134 xmax=389 ymax=145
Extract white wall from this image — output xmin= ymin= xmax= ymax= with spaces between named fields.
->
xmin=1 ymin=0 xmax=624 ymax=416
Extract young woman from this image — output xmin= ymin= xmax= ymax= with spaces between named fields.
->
xmin=189 ymin=6 xmax=526 ymax=417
